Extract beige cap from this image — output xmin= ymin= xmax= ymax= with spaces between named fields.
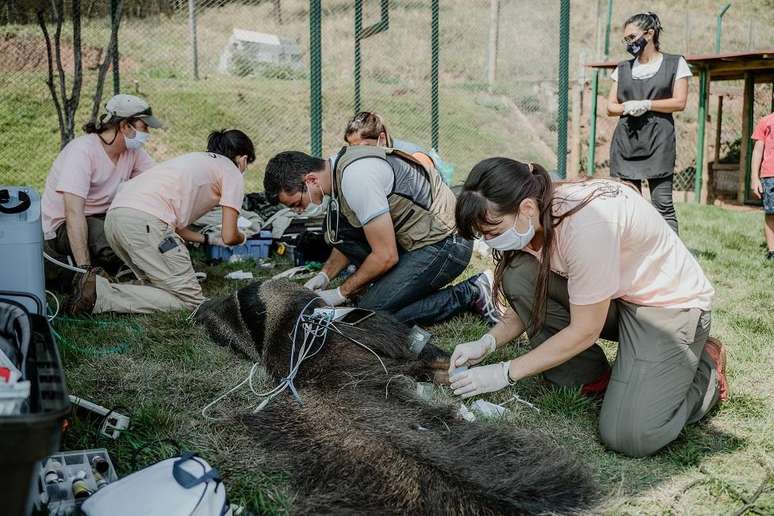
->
xmin=104 ymin=94 xmax=163 ymax=128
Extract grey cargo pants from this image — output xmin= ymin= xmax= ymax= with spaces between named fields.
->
xmin=503 ymin=252 xmax=719 ymax=457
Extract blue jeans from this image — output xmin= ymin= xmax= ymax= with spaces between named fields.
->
xmin=325 ymin=216 xmax=477 ymax=326
xmin=762 ymin=177 xmax=774 ymax=215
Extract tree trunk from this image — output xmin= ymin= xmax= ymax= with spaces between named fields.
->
xmin=273 ymin=0 xmax=283 ymax=25
xmin=90 ymin=0 xmax=124 ymax=125
xmin=38 ymin=0 xmax=120 ymax=149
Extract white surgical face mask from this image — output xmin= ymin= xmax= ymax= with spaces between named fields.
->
xmin=303 ymin=183 xmax=325 ymax=216
xmin=485 ymin=216 xmax=535 ymax=251
xmin=124 ymin=127 xmax=150 ymax=150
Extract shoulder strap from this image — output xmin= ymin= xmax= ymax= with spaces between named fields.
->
xmin=385 ymin=147 xmax=431 ymax=171
xmin=172 ymin=452 xmax=222 ymax=489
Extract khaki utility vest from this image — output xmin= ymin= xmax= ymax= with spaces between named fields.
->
xmin=331 ymin=145 xmax=456 ymax=251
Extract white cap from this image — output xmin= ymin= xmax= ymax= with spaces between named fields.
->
xmin=104 ymin=94 xmax=163 ymax=128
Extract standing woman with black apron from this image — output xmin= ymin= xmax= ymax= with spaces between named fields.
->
xmin=608 ymin=12 xmax=691 ymax=234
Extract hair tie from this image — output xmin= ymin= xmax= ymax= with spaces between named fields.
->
xmin=528 ymin=162 xmax=534 ymax=173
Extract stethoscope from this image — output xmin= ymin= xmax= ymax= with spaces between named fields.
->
xmin=325 ymin=155 xmax=343 ymax=245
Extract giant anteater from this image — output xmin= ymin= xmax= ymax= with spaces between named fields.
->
xmin=197 ymin=278 xmax=597 ymax=515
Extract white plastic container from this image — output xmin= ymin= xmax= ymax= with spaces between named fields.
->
xmin=0 ymin=187 xmax=45 ymax=315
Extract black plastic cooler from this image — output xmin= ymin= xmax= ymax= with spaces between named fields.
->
xmin=0 ymin=308 xmax=70 ymax=516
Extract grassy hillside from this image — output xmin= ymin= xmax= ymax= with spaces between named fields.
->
xmin=3 ymin=0 xmax=774 ymax=191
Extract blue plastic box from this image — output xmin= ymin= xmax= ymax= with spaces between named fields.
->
xmin=205 ymin=231 xmax=272 ymax=262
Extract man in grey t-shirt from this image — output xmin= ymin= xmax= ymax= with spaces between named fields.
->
xmin=264 ymin=149 xmax=499 ymax=327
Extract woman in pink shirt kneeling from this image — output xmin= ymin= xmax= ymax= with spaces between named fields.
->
xmin=447 ymin=158 xmax=728 ymax=457
xmin=42 ymin=94 xmax=160 ymax=288
xmin=62 ymin=129 xmax=255 ymax=315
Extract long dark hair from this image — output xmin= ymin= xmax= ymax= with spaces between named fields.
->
xmin=207 ymin=129 xmax=256 ymax=166
xmin=625 ymin=11 xmax=662 ymax=51
xmin=456 ymin=158 xmax=613 ymax=334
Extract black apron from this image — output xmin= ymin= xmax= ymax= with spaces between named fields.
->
xmin=610 ymin=53 xmax=679 ymax=180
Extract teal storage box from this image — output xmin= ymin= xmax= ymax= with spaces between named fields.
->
xmin=206 ymin=231 xmax=272 ymax=262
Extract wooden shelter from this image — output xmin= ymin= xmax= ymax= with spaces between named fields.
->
xmin=588 ymin=50 xmax=774 ymax=204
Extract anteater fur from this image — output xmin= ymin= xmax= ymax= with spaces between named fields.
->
xmin=197 ymin=279 xmax=598 ymax=515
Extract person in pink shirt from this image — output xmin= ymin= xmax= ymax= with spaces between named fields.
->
xmin=63 ymin=129 xmax=254 ymax=315
xmin=751 ymin=112 xmax=774 ymax=260
xmin=42 ymin=94 xmax=161 ymax=287
xmin=446 ymin=158 xmax=728 ymax=457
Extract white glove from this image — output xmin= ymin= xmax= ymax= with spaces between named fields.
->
xmin=623 ymin=99 xmax=651 ymax=117
xmin=304 ymin=271 xmax=330 ymax=291
xmin=450 ymin=361 xmax=512 ymax=398
xmin=318 ymin=287 xmax=347 ymax=306
xmin=210 ymin=233 xmax=226 ymax=247
xmin=210 ymin=232 xmax=246 ymax=247
xmin=448 ymin=334 xmax=497 ymax=375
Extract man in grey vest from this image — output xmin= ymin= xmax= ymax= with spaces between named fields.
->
xmin=264 ymin=147 xmax=499 ymax=326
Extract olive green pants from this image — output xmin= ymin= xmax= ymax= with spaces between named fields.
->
xmin=503 ymin=252 xmax=719 ymax=457
xmin=44 ymin=215 xmax=121 ymax=290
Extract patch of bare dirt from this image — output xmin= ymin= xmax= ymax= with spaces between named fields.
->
xmin=0 ymin=32 xmax=133 ymax=73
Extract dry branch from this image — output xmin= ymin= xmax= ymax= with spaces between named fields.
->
xmin=89 ymin=0 xmax=124 ymax=125
xmin=36 ymin=8 xmax=66 ymax=147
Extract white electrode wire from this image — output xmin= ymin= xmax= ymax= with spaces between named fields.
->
xmin=201 ymin=297 xmax=391 ymax=420
xmin=201 ymin=362 xmax=262 ymax=421
xmin=501 ymin=394 xmax=541 ymax=413
xmin=44 ymin=252 xmax=88 ymax=274
xmin=187 ymin=298 xmax=211 ymax=322
xmin=329 ymin=323 xmax=388 ymax=374
xmin=201 ymin=297 xmax=329 ymax=419
xmin=46 ymin=290 xmax=60 ymax=322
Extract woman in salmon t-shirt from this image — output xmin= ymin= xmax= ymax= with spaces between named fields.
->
xmin=62 ymin=129 xmax=255 ymax=315
xmin=446 ymin=158 xmax=728 ymax=457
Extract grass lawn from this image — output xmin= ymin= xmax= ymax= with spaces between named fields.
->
xmin=53 ymin=201 xmax=774 ymax=515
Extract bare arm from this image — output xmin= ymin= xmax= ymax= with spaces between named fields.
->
xmin=606 ymin=80 xmax=624 ymax=117
xmin=489 ymin=307 xmax=526 ymax=348
xmin=649 ymin=77 xmax=688 ymax=113
xmin=220 ymin=206 xmax=246 ymax=246
xmin=507 ymin=299 xmax=610 ymax=382
xmin=751 ymin=140 xmax=765 ymax=198
xmin=338 ymin=213 xmax=398 ymax=298
xmin=321 ymin=248 xmax=351 ymax=281
xmin=62 ymin=193 xmax=91 ymax=266
xmin=176 ymin=226 xmax=205 ymax=244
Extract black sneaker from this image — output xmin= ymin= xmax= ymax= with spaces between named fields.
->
xmin=471 ymin=270 xmax=502 ymax=325
xmin=767 ymin=251 xmax=774 ymax=260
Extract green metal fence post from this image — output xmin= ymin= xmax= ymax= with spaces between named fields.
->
xmin=743 ymin=75 xmax=754 ymax=201
xmin=556 ymin=0 xmax=570 ymax=178
xmin=715 ymin=3 xmax=731 ymax=53
xmin=111 ymin=0 xmax=120 ymax=94
xmin=586 ymin=0 xmax=612 ymax=176
xmin=354 ymin=0 xmax=362 ymax=113
xmin=310 ymin=0 xmax=322 ymax=157
xmin=353 ymin=0 xmax=389 ymax=115
xmin=694 ymin=68 xmax=708 ymax=202
xmin=587 ymin=72 xmax=599 ymax=176
xmin=431 ymin=0 xmax=439 ymax=151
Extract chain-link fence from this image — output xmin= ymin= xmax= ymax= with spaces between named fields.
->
xmin=2 ymin=1 xmax=774 ymax=194
xmin=1 ymin=0 xmax=562 ymax=192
